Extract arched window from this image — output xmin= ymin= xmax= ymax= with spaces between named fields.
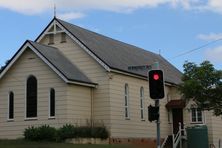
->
xmin=124 ymin=84 xmax=130 ymax=119
xmin=49 ymin=88 xmax=55 ymax=118
xmin=26 ymin=75 xmax=37 ymax=118
xmin=8 ymin=91 xmax=14 ymax=120
xmin=140 ymin=87 xmax=145 ymax=120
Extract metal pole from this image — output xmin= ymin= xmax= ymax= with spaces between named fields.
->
xmin=152 ymin=61 xmax=161 ymax=148
xmin=154 ymin=61 xmax=161 ymax=148
xmin=155 ymin=100 xmax=160 ymax=148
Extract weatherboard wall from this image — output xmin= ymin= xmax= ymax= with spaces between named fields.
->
xmin=39 ymin=33 xmax=111 ymax=128
xmin=0 ymin=49 xmax=68 ymax=139
xmin=183 ymin=101 xmax=219 ymax=146
xmin=210 ymin=114 xmax=222 ymax=147
xmin=66 ymin=84 xmax=92 ymax=126
xmin=109 ymin=72 xmax=172 ymax=138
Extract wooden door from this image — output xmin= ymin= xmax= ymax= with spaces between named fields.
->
xmin=172 ymin=108 xmax=183 ymax=134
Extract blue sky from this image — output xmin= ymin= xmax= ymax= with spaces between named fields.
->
xmin=0 ymin=0 xmax=222 ymax=72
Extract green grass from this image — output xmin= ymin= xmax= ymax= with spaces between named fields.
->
xmin=0 ymin=140 xmax=130 ymax=148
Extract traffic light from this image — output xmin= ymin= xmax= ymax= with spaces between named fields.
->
xmin=148 ymin=105 xmax=159 ymax=122
xmin=148 ymin=70 xmax=165 ymax=99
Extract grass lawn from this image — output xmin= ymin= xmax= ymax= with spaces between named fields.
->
xmin=0 ymin=140 xmax=130 ymax=148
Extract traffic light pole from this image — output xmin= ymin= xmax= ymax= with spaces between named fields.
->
xmin=153 ymin=62 xmax=161 ymax=148
xmin=155 ymin=100 xmax=161 ymax=148
xmin=133 ymin=62 xmax=163 ymax=148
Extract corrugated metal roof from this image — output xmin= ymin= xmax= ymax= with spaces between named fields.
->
xmin=57 ymin=18 xmax=182 ymax=84
xmin=29 ymin=41 xmax=95 ymax=85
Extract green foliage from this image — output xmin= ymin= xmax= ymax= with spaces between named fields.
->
xmin=57 ymin=124 xmax=78 ymax=141
xmin=78 ymin=127 xmax=91 ymax=138
xmin=24 ymin=126 xmax=39 ymax=141
xmin=179 ymin=60 xmax=222 ymax=115
xmin=24 ymin=125 xmax=57 ymax=141
xmin=24 ymin=124 xmax=109 ymax=142
xmin=0 ymin=59 xmax=11 ymax=73
xmin=91 ymin=127 xmax=109 ymax=140
xmin=58 ymin=125 xmax=109 ymax=141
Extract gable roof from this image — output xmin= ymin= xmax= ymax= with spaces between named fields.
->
xmin=35 ymin=18 xmax=182 ymax=85
xmin=0 ymin=40 xmax=96 ymax=87
xmin=55 ymin=18 xmax=182 ymax=85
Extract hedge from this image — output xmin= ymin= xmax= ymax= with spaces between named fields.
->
xmin=24 ymin=124 xmax=109 ymax=142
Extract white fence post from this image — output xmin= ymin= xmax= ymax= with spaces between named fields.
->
xmin=179 ymin=122 xmax=182 ymax=148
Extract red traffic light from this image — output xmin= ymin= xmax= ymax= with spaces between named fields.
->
xmin=148 ymin=70 xmax=165 ymax=99
xmin=153 ymin=74 xmax=160 ymax=80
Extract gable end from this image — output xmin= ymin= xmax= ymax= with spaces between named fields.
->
xmin=0 ymin=41 xmax=97 ymax=88
xmin=35 ymin=18 xmax=111 ymax=72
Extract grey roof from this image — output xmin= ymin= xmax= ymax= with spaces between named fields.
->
xmin=57 ymin=19 xmax=182 ymax=84
xmin=29 ymin=40 xmax=95 ymax=85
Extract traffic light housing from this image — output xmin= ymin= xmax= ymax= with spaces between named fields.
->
xmin=148 ymin=70 xmax=165 ymax=99
xmin=148 ymin=105 xmax=159 ymax=122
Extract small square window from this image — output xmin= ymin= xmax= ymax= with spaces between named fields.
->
xmin=48 ymin=34 xmax=54 ymax=45
xmin=191 ymin=108 xmax=204 ymax=123
xmin=61 ymin=33 xmax=66 ymax=43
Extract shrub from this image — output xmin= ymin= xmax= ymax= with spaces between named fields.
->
xmin=57 ymin=124 xmax=78 ymax=141
xmin=24 ymin=125 xmax=57 ymax=141
xmin=24 ymin=126 xmax=39 ymax=141
xmin=79 ymin=127 xmax=91 ymax=138
xmin=38 ymin=125 xmax=57 ymax=141
xmin=91 ymin=127 xmax=109 ymax=139
xmin=24 ymin=124 xmax=109 ymax=142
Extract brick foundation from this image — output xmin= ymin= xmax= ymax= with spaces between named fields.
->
xmin=109 ymin=137 xmax=164 ymax=148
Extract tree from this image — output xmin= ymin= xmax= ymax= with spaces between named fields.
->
xmin=179 ymin=61 xmax=222 ymax=116
xmin=0 ymin=59 xmax=11 ymax=73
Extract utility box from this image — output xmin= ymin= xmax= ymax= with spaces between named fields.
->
xmin=186 ymin=125 xmax=209 ymax=148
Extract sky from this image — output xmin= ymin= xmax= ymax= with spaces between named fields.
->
xmin=0 ymin=0 xmax=222 ymax=72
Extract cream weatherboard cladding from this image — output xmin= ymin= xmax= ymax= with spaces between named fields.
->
xmin=0 ymin=49 xmax=65 ymax=138
xmin=39 ymin=33 xmax=111 ymax=128
xmin=0 ymin=49 xmax=91 ymax=139
xmin=109 ymin=73 xmax=171 ymax=138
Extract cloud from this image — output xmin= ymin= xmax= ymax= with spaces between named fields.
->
xmin=57 ymin=12 xmax=85 ymax=21
xmin=0 ymin=0 xmax=202 ymax=14
xmin=197 ymin=33 xmax=222 ymax=41
xmin=0 ymin=0 xmax=222 ymax=19
xmin=0 ymin=0 xmax=52 ymax=15
xmin=205 ymin=46 xmax=222 ymax=62
xmin=206 ymin=0 xmax=222 ymax=14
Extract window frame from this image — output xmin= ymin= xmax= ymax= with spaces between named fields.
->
xmin=190 ymin=108 xmax=204 ymax=124
xmin=25 ymin=75 xmax=38 ymax=120
xmin=48 ymin=88 xmax=55 ymax=119
xmin=124 ymin=84 xmax=130 ymax=119
xmin=8 ymin=91 xmax=14 ymax=121
xmin=140 ymin=87 xmax=145 ymax=121
xmin=48 ymin=34 xmax=54 ymax=45
xmin=60 ymin=32 xmax=67 ymax=43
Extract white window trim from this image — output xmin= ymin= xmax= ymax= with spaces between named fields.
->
xmin=140 ymin=87 xmax=145 ymax=121
xmin=7 ymin=91 xmax=14 ymax=121
xmin=124 ymin=84 xmax=130 ymax=119
xmin=48 ymin=88 xmax=56 ymax=119
xmin=190 ymin=108 xmax=205 ymax=124
xmin=24 ymin=117 xmax=38 ymax=121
